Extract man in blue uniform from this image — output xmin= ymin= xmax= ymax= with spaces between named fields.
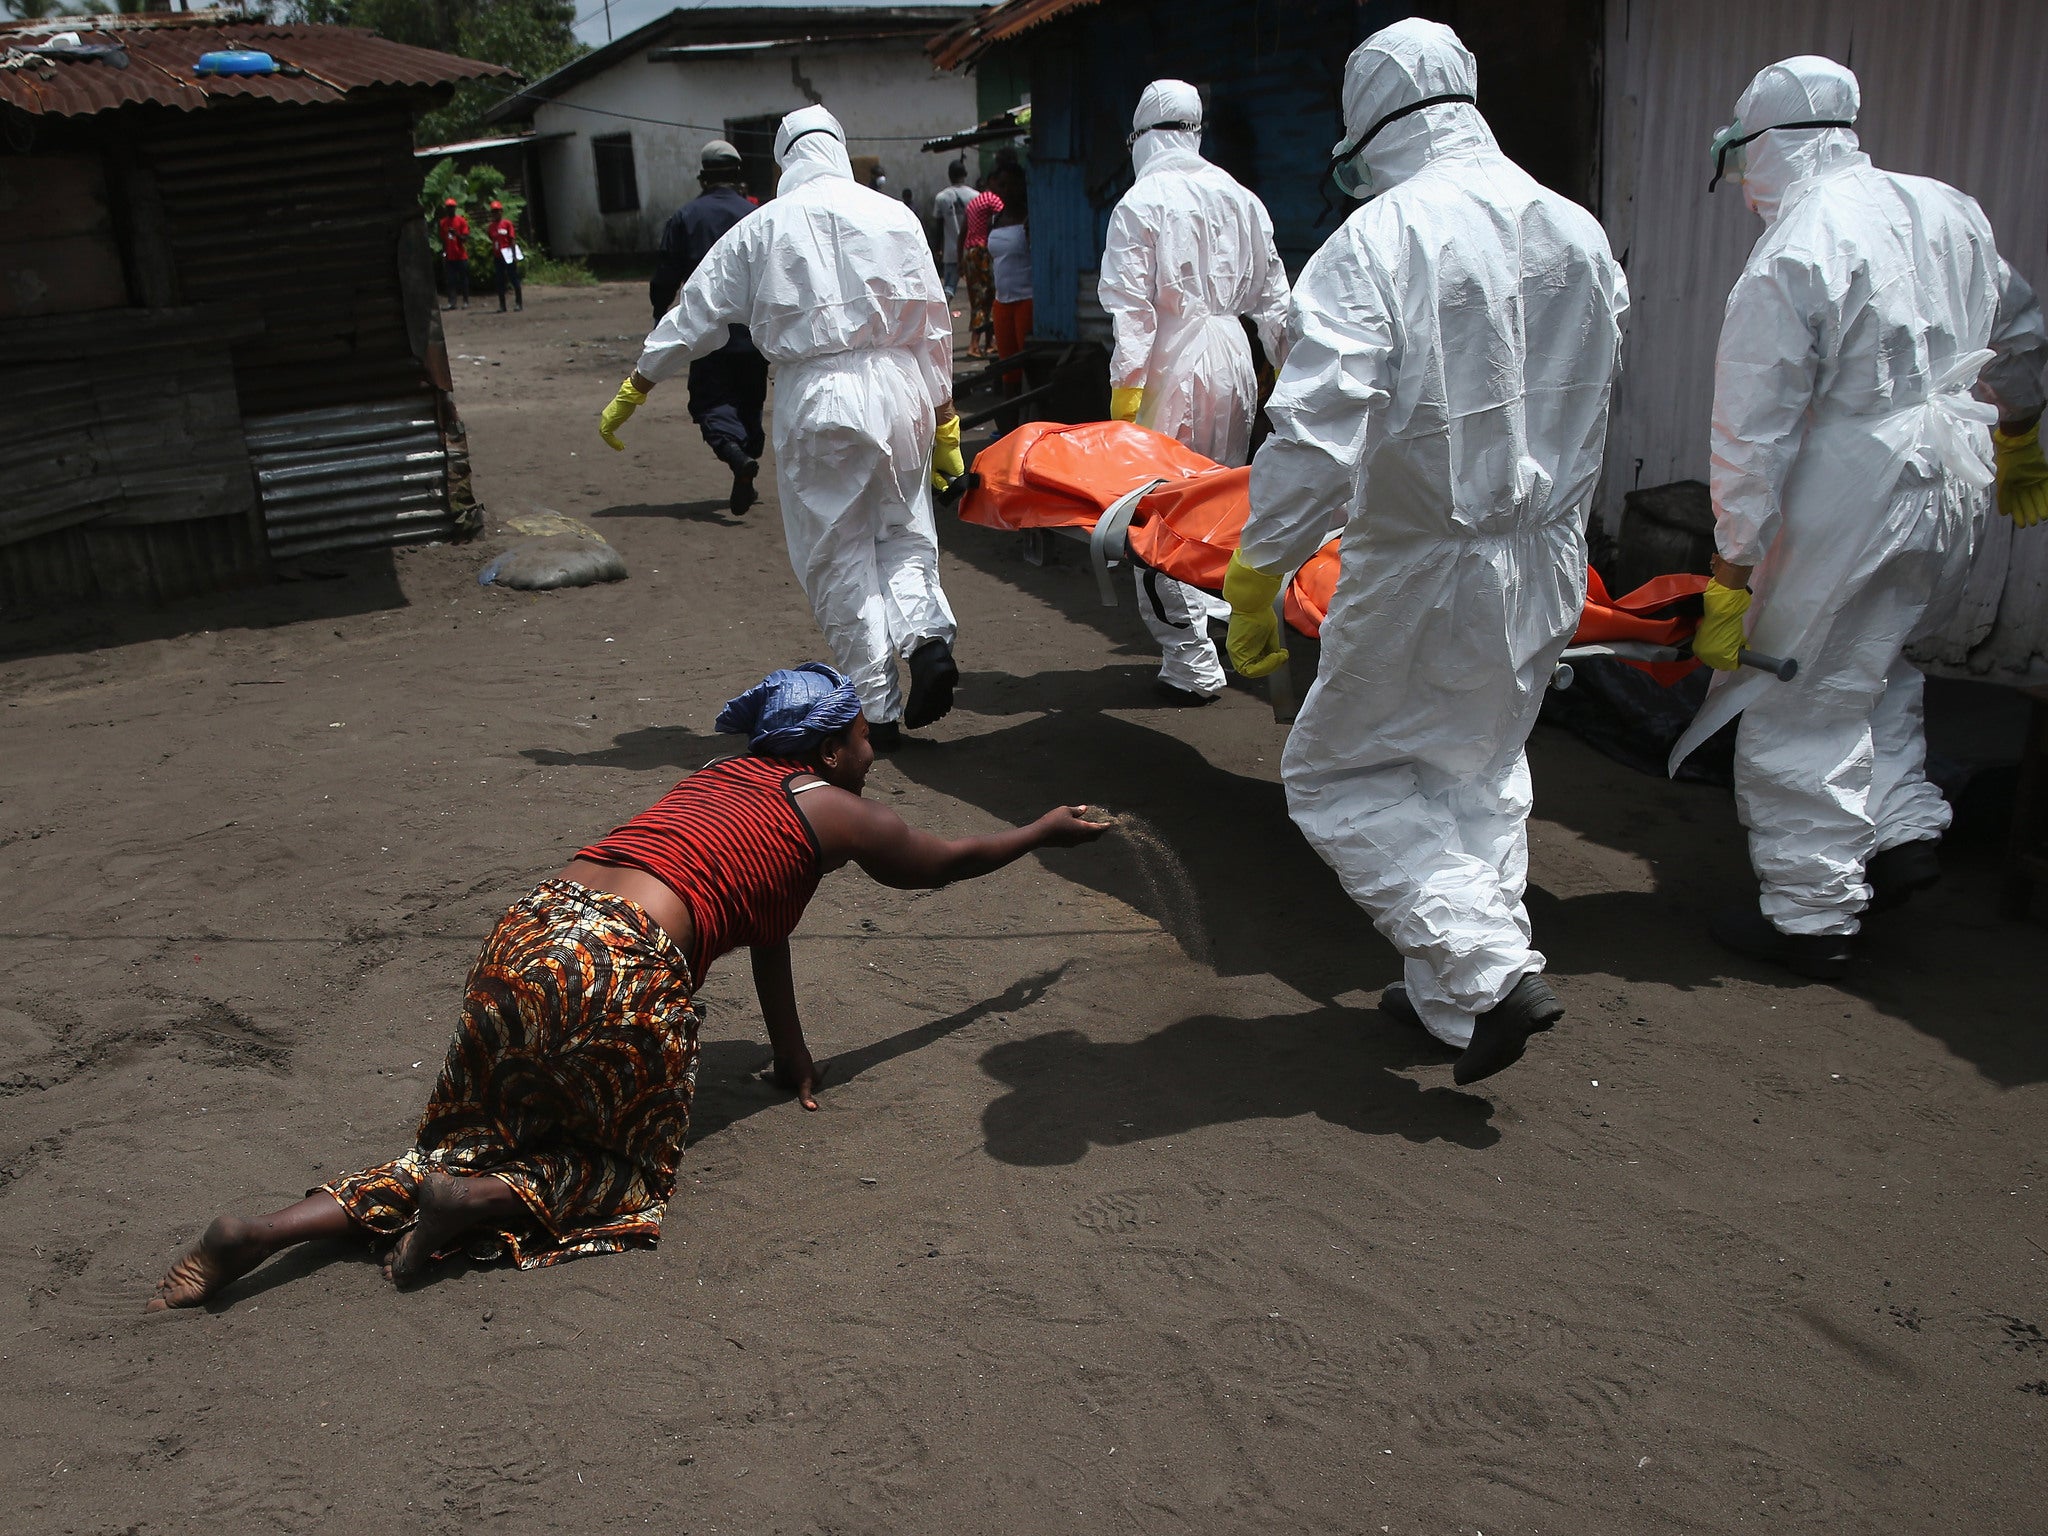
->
xmin=650 ymin=140 xmax=767 ymax=514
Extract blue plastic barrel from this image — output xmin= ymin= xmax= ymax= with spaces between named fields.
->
xmin=194 ymin=49 xmax=277 ymax=76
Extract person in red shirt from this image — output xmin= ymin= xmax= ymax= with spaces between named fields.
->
xmin=437 ymin=196 xmax=470 ymax=311
xmin=485 ymin=198 xmax=523 ymax=313
xmin=143 ymin=663 xmax=1106 ymax=1305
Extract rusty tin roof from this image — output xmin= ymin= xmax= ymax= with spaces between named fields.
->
xmin=927 ymin=0 xmax=1102 ymax=71
xmin=0 ymin=14 xmax=510 ymax=119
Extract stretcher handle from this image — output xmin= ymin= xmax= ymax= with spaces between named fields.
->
xmin=1088 ymin=481 xmax=1160 ymax=608
xmin=933 ymin=472 xmax=975 ymax=511
xmin=1738 ymin=648 xmax=1798 ymax=682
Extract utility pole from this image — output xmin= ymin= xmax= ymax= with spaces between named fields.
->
xmin=603 ymin=0 xmax=612 ymax=43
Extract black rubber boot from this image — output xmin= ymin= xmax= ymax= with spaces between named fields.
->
xmin=868 ymin=720 xmax=902 ymax=753
xmin=1709 ymin=904 xmax=1852 ymax=980
xmin=1865 ymin=838 xmax=1941 ymax=914
xmin=904 ymin=638 xmax=959 ymax=730
xmin=1454 ymin=974 xmax=1563 ymax=1086
xmin=728 ymin=459 xmax=758 ymax=515
xmin=1154 ymin=681 xmax=1218 ymax=708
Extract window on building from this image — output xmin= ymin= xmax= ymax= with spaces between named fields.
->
xmin=592 ymin=134 xmax=639 ymax=214
xmin=725 ymin=114 xmax=782 ymax=203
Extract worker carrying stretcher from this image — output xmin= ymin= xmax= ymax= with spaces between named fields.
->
xmin=958 ymin=20 xmax=1633 ymax=1087
xmin=1098 ymin=77 xmax=1290 ymax=704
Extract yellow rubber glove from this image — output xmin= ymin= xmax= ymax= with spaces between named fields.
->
xmin=598 ymin=377 xmax=647 ymax=451
xmin=1694 ymin=578 xmax=1752 ymax=670
xmin=1110 ymin=386 xmax=1144 ymax=423
xmin=931 ymin=414 xmax=964 ymax=490
xmin=1994 ymin=421 xmax=2048 ymax=530
xmin=1223 ymin=550 xmax=1289 ymax=678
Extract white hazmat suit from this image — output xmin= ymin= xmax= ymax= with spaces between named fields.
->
xmin=635 ymin=106 xmax=958 ymax=727
xmin=1100 ymin=80 xmax=1292 ymax=696
xmin=1674 ymin=58 xmax=2047 ymax=940
xmin=1241 ymin=21 xmax=1629 ymax=1048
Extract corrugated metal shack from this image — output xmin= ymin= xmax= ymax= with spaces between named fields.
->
xmin=0 ymin=14 xmax=511 ymax=606
xmin=929 ymin=0 xmax=1601 ymax=344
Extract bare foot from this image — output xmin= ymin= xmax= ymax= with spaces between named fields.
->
xmin=382 ymin=1170 xmax=511 ymax=1288
xmin=146 ymin=1216 xmax=269 ymax=1312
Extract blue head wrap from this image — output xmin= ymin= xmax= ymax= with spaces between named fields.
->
xmin=715 ymin=663 xmax=863 ymax=755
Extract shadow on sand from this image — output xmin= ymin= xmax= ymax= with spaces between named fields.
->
xmin=888 ymin=689 xmax=1387 ymax=1008
xmin=930 ymin=513 xmax=2047 ymax=1087
xmin=591 ymin=499 xmax=745 ymax=527
xmin=0 ymin=548 xmax=410 ymax=663
xmin=522 ymin=726 xmax=728 ymax=770
xmin=978 ymin=1004 xmax=1494 ymax=1165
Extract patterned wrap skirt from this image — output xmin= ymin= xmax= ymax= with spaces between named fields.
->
xmin=963 ymin=243 xmax=996 ymax=342
xmin=321 ymin=879 xmax=700 ymax=1269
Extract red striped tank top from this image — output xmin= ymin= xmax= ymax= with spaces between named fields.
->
xmin=574 ymin=753 xmax=823 ymax=978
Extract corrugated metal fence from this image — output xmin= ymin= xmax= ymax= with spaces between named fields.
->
xmin=245 ymin=398 xmax=454 ymax=560
xmin=144 ymin=102 xmax=435 ymax=410
xmin=0 ymin=304 xmax=269 ymax=606
xmin=1601 ymin=0 xmax=2048 ymax=679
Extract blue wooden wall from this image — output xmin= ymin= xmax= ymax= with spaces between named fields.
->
xmin=1016 ymin=0 xmax=1376 ymax=339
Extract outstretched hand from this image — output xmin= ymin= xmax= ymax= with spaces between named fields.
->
xmin=1036 ymin=806 xmax=1113 ymax=848
xmin=770 ymin=1050 xmax=825 ymax=1110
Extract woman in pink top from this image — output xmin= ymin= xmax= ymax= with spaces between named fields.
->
xmin=958 ymin=175 xmax=1003 ymax=358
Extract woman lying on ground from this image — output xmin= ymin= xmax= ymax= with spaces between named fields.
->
xmin=149 ymin=663 xmax=1107 ymax=1310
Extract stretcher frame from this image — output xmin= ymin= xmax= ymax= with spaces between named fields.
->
xmin=1065 ymin=481 xmax=1689 ymax=724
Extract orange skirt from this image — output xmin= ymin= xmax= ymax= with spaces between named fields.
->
xmin=321 ymin=879 xmax=700 ymax=1269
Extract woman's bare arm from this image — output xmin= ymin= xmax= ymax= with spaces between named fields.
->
xmin=750 ymin=939 xmax=819 ymax=1110
xmin=798 ymin=790 xmax=1106 ymax=888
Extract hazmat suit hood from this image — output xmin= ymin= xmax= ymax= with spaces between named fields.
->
xmin=774 ymin=105 xmax=853 ymax=195
xmin=1334 ymin=18 xmax=1494 ymax=199
xmin=1714 ymin=56 xmax=1865 ymax=225
xmin=1130 ymin=78 xmax=1204 ymax=179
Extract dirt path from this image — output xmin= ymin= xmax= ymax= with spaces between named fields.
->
xmin=0 ymin=281 xmax=2041 ymax=1534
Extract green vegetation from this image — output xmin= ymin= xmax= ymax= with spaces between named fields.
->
xmin=283 ymin=0 xmax=584 ymax=146
xmin=420 ymin=158 xmax=591 ymax=287
xmin=523 ymin=250 xmax=598 ymax=287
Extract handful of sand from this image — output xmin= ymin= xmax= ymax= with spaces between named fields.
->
xmin=1079 ymin=805 xmax=1212 ymax=965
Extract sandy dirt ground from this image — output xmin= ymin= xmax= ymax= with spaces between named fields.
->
xmin=2 ymin=281 xmax=2044 ymax=1535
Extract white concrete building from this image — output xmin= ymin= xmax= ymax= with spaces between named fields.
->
xmin=484 ymin=4 xmax=982 ymax=258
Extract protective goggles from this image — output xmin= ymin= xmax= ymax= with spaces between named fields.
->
xmin=1325 ymin=92 xmax=1475 ymax=198
xmin=1707 ymin=118 xmax=1852 ymax=192
xmin=1127 ymin=119 xmax=1199 ymax=149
